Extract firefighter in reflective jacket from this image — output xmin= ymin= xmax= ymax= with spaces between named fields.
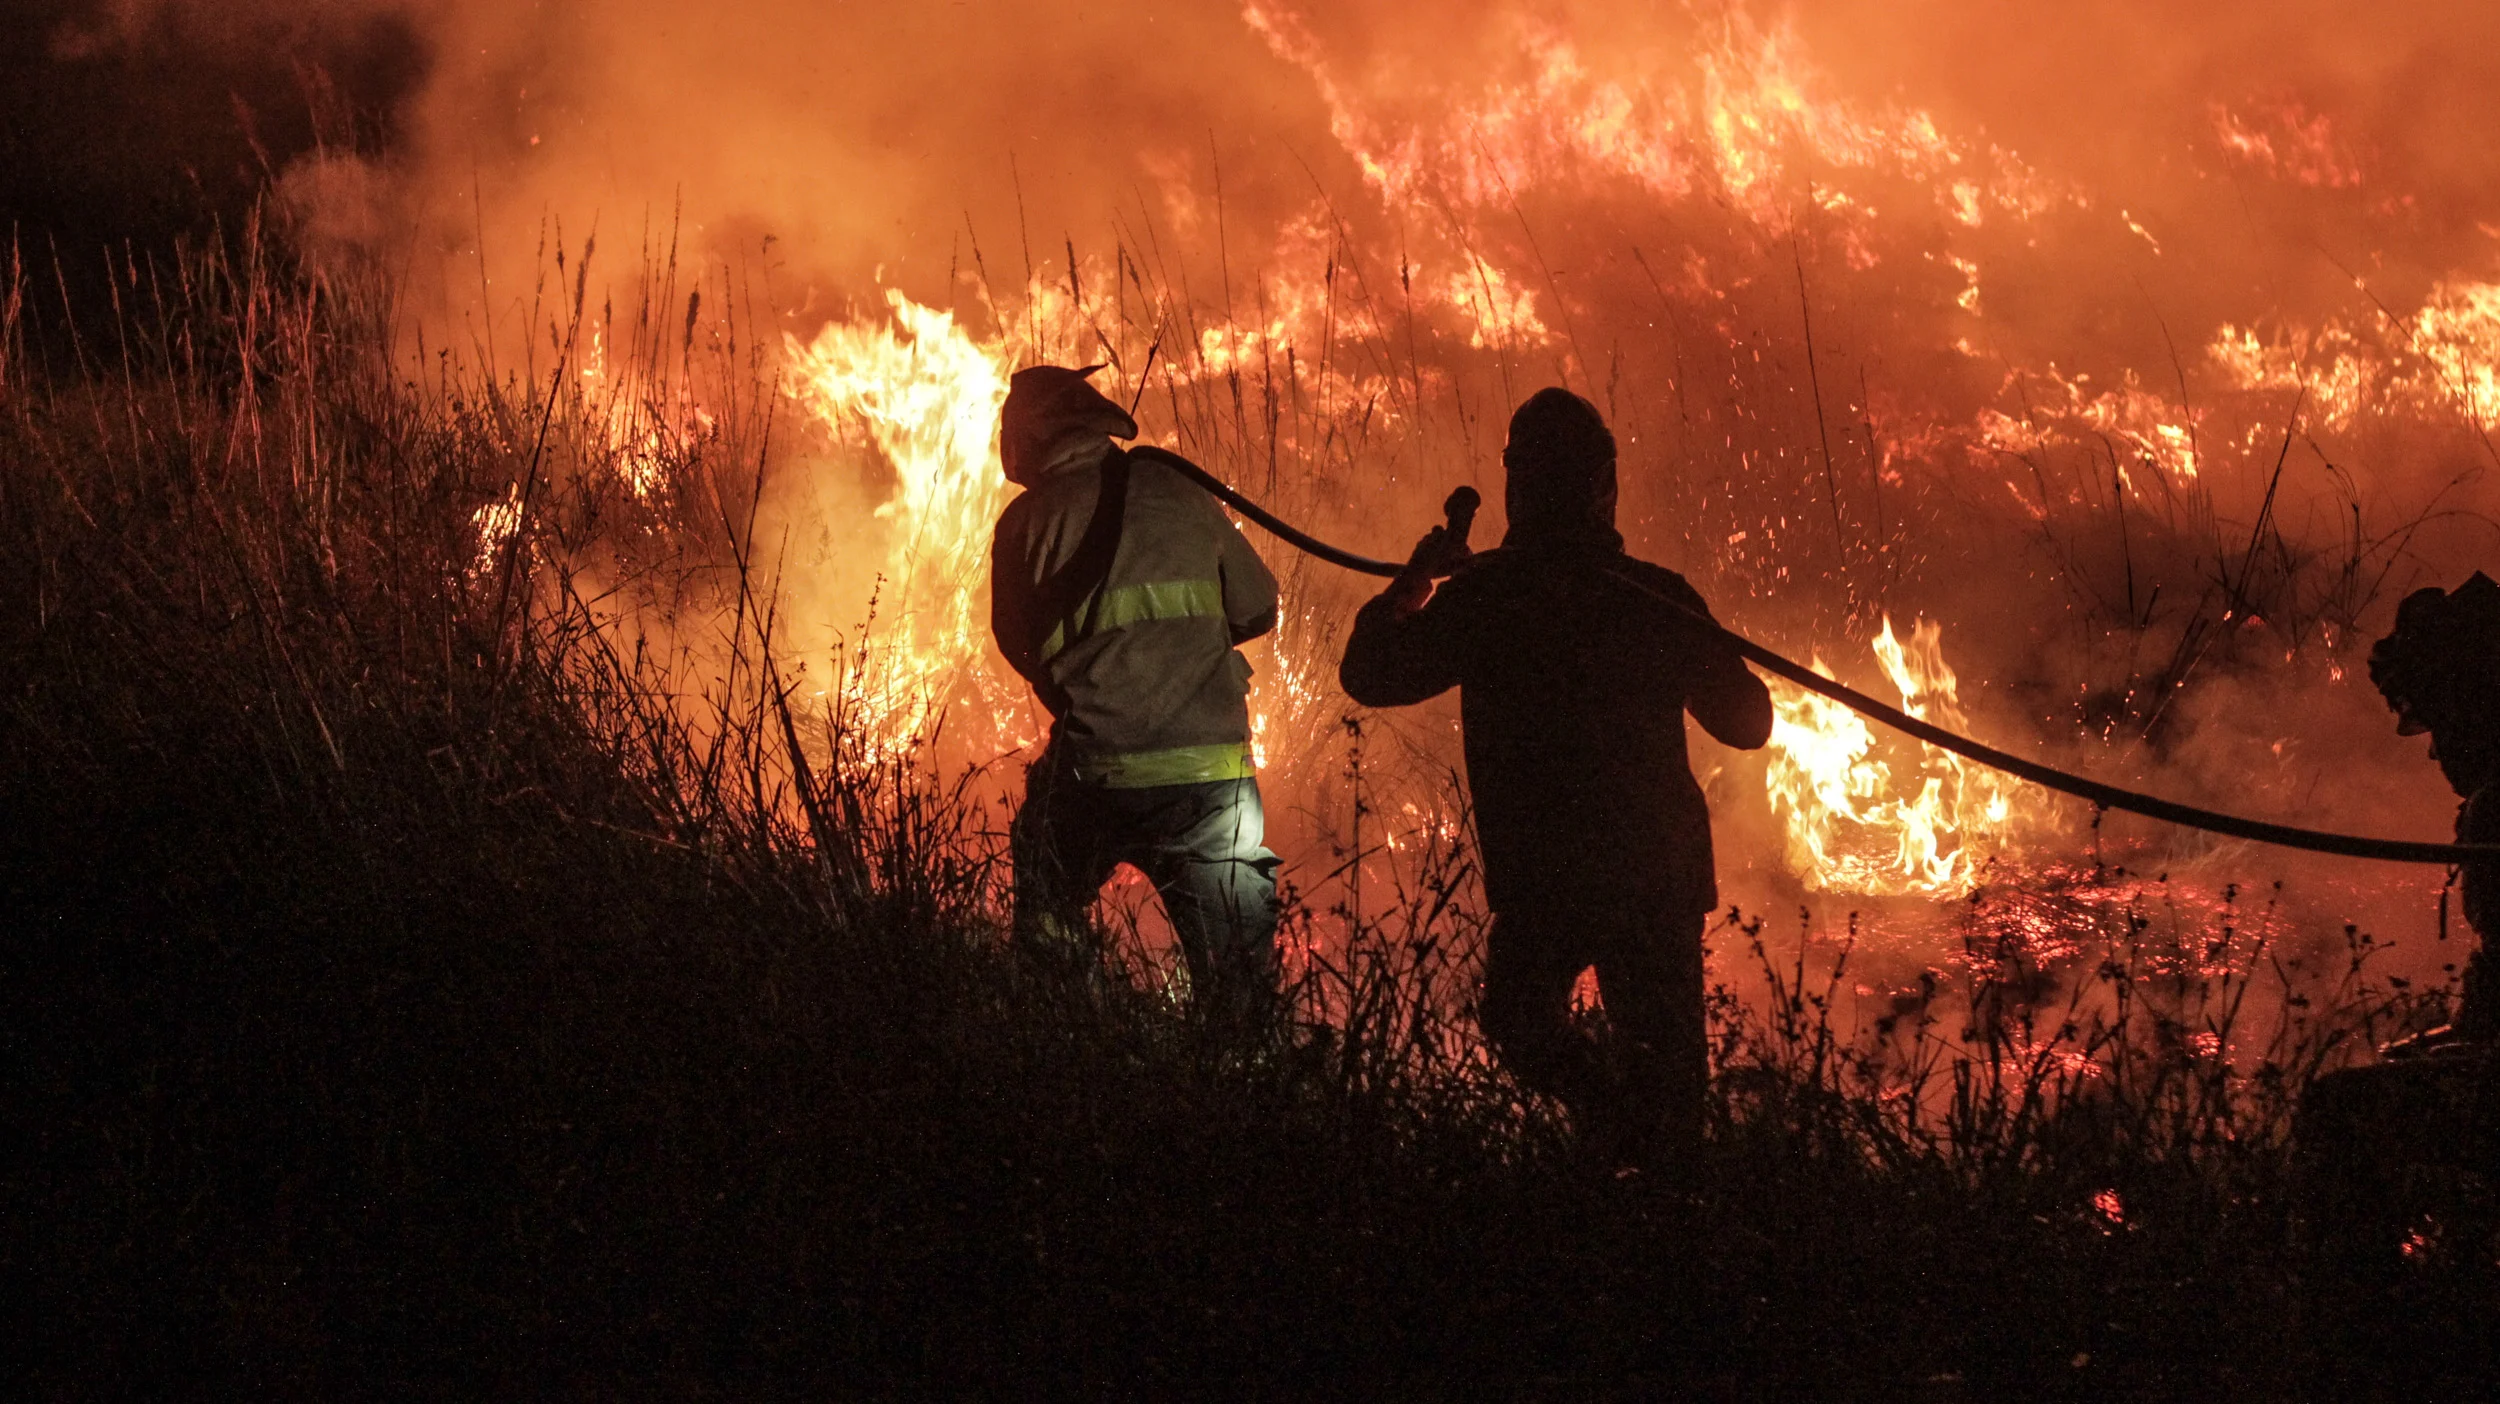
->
xmin=990 ymin=364 xmax=1284 ymax=1024
xmin=1339 ymin=387 xmax=1773 ymax=1166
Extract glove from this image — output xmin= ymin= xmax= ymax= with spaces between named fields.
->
xmin=1386 ymin=526 xmax=1463 ymax=617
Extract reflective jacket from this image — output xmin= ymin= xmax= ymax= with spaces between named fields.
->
xmin=991 ymin=443 xmax=1279 ymax=788
xmin=1339 ymin=538 xmax=1771 ymax=914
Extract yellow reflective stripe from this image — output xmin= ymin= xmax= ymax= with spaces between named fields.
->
xmin=1037 ymin=579 xmax=1225 ymax=664
xmin=1073 ymin=742 xmax=1256 ymax=789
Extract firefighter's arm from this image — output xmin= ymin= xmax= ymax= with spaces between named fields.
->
xmin=1217 ymin=510 xmax=1280 ymax=645
xmin=990 ymin=513 xmax=1043 ymax=686
xmin=1339 ymin=566 xmax=1463 ymax=708
xmin=1691 ymin=655 xmax=1774 ymax=750
xmin=1673 ymin=586 xmax=1774 ymax=750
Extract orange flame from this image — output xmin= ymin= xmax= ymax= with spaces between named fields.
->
xmin=1763 ymin=616 xmax=2024 ymax=896
xmin=783 ymin=290 xmax=1024 ymax=755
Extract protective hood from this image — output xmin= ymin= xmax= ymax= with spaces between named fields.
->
xmin=999 ymin=363 xmax=1138 ymax=486
xmin=2371 ymin=571 xmax=2500 ymax=738
xmin=1500 ymin=386 xmax=1620 ymax=549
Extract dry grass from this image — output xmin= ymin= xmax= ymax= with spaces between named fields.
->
xmin=4 ymin=217 xmax=2492 ymax=1400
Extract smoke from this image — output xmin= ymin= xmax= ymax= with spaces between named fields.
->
xmin=349 ymin=0 xmax=1331 ymax=318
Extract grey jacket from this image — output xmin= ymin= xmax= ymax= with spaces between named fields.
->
xmin=991 ymin=442 xmax=1279 ymax=788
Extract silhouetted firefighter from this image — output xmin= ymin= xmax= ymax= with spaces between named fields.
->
xmin=990 ymin=364 xmax=1284 ymax=1028
xmin=2296 ymin=573 xmax=2500 ymax=1299
xmin=1340 ymin=387 xmax=1773 ymax=1168
xmin=2370 ymin=571 xmax=2500 ymax=1046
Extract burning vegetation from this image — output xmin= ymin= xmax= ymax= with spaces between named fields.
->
xmin=382 ymin=0 xmax=2483 ymax=965
xmin=13 ymin=0 xmax=2500 ymax=1393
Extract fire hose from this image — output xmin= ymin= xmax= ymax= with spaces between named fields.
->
xmin=1129 ymin=446 xmax=2499 ymax=866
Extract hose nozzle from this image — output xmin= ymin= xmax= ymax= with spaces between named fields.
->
xmin=1442 ymin=486 xmax=1481 ymax=561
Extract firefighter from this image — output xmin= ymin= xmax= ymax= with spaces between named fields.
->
xmin=2292 ymin=573 xmax=2500 ymax=1288
xmin=990 ymin=364 xmax=1284 ymax=1028
xmin=1338 ymin=387 xmax=1773 ymax=1168
xmin=2369 ymin=571 xmax=2500 ymax=1047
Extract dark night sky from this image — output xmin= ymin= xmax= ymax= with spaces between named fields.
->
xmin=0 ymin=1 xmax=425 ymax=281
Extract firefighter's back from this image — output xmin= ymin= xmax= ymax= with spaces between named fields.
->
xmin=993 ymin=449 xmax=1277 ymax=788
xmin=1431 ymin=544 xmax=1733 ymax=911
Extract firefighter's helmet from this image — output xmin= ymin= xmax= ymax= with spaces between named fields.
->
xmin=2369 ymin=571 xmax=2500 ymax=737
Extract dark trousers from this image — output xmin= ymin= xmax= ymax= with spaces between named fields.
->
xmin=1480 ymin=899 xmax=1708 ymax=1166
xmin=1010 ymin=759 xmax=1282 ymax=1025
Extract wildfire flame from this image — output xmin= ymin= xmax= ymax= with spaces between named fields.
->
xmin=437 ymin=0 xmax=2499 ymax=929
xmin=775 ymin=258 xmax=1392 ymax=778
xmin=573 ymin=325 xmax=715 ymax=502
xmin=1764 ymin=616 xmax=2023 ymax=896
xmin=771 ymin=279 xmax=2050 ymax=902
xmin=784 ymin=290 xmax=1024 ymax=755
